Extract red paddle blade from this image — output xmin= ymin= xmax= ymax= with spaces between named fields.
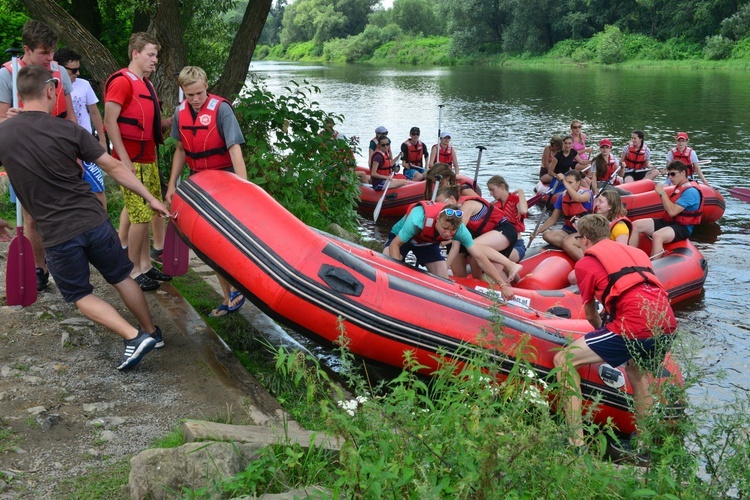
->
xmin=162 ymin=220 xmax=189 ymax=276
xmin=6 ymin=228 xmax=37 ymax=307
xmin=729 ymin=187 xmax=750 ymax=203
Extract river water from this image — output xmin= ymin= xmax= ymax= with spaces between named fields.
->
xmin=249 ymin=61 xmax=750 ymax=409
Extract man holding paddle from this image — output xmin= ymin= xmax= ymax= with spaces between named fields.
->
xmin=0 ymin=65 xmax=170 ymax=371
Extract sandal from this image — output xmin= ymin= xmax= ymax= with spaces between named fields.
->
xmin=227 ymin=291 xmax=246 ymax=312
xmin=208 ymin=304 xmax=231 ymax=317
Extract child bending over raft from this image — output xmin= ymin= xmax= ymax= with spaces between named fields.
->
xmin=384 ymin=199 xmax=515 ymax=300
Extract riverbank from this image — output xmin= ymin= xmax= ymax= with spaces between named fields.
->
xmin=0 ymin=242 xmax=294 ymax=497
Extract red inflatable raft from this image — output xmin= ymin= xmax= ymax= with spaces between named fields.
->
xmin=357 ymin=167 xmax=478 ymax=218
xmin=533 ymin=179 xmax=725 ymax=224
xmin=172 ymin=171 xmax=684 ymax=436
xmin=455 ymin=238 xmax=707 ymax=320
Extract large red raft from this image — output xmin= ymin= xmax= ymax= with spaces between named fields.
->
xmin=455 ymin=239 xmax=707 ymax=320
xmin=534 ymin=179 xmax=725 ymax=224
xmin=357 ymin=169 xmax=478 ymax=218
xmin=172 ymin=171 xmax=684 ymax=436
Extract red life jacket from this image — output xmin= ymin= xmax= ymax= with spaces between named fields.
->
xmin=495 ymin=193 xmax=525 ymax=233
xmin=3 ymin=60 xmax=67 ymax=118
xmin=583 ymin=239 xmax=663 ymax=319
xmin=458 ymin=195 xmax=505 ymax=237
xmin=623 ymin=144 xmax=648 ymax=171
xmin=437 ymin=144 xmax=453 ymax=165
xmin=178 ymin=95 xmax=233 ymax=171
xmin=104 ymin=69 xmax=162 ymax=144
xmin=403 ymin=139 xmax=426 ymax=167
xmin=609 ymin=216 xmax=633 ymax=240
xmin=407 ymin=201 xmax=449 ymax=244
xmin=662 ymin=182 xmax=703 ymax=226
xmin=372 ymin=150 xmax=393 ymax=177
xmin=670 ymin=147 xmax=695 ymax=177
xmin=561 ymin=190 xmax=592 ymax=227
xmin=601 ymin=154 xmax=619 ymax=184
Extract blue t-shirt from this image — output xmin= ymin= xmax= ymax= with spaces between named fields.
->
xmin=392 ymin=206 xmax=474 ymax=248
xmin=675 ymin=186 xmax=701 ymax=234
xmin=553 ymin=189 xmax=594 ymax=229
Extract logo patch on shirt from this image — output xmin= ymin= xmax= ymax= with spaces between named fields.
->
xmin=199 ymin=114 xmax=211 ymax=126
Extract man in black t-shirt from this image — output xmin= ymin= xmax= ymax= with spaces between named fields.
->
xmin=0 ymin=65 xmax=170 ymax=371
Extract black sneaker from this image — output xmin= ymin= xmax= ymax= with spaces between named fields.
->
xmin=150 ymin=325 xmax=164 ymax=349
xmin=36 ymin=268 xmax=49 ymax=292
xmin=150 ymin=247 xmax=163 ymax=263
xmin=145 ymin=266 xmax=172 ymax=282
xmin=134 ymin=273 xmax=160 ymax=291
xmin=117 ymin=329 xmax=157 ymax=371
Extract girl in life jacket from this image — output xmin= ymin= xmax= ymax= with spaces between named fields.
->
xmin=664 ymin=132 xmax=709 ymax=186
xmin=592 ymin=139 xmax=622 ymax=195
xmin=529 ymin=170 xmax=594 ymax=260
xmin=487 ymin=174 xmax=528 ymax=263
xmin=428 ymin=131 xmax=459 ymax=174
xmin=620 ymin=130 xmax=658 ymax=183
xmin=370 ymin=137 xmax=407 ymax=191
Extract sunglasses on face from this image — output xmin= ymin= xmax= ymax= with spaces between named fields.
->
xmin=63 ymin=66 xmax=80 ymax=74
xmin=575 ymin=235 xmax=585 ymax=240
xmin=440 ymin=208 xmax=463 ymax=218
xmin=667 ymin=172 xmax=679 ymax=177
xmin=572 ymin=126 xmax=581 ymax=129
xmin=379 ymin=142 xmax=389 ymax=146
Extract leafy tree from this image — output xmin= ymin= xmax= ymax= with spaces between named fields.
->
xmin=391 ymin=0 xmax=439 ymax=36
xmin=279 ymin=0 xmax=378 ymax=46
xmin=259 ymin=0 xmax=287 ymax=46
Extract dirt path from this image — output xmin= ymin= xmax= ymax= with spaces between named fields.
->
xmin=0 ymin=241 xmax=286 ymax=498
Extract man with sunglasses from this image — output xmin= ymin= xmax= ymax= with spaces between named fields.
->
xmin=0 ymin=65 xmax=170 ymax=371
xmin=628 ymin=161 xmax=703 ymax=258
xmin=384 ymin=200 xmax=514 ymax=298
xmin=400 ymin=126 xmax=428 ymax=181
xmin=55 ymin=47 xmax=108 ymax=209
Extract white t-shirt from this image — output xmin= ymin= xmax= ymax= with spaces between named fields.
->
xmin=70 ymin=78 xmax=98 ymax=134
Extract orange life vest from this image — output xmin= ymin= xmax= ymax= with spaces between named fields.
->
xmin=584 ymin=239 xmax=663 ymax=319
xmin=178 ymin=94 xmax=233 ymax=171
xmin=662 ymin=182 xmax=703 ymax=226
xmin=403 ymin=139 xmax=426 ymax=167
xmin=3 ymin=60 xmax=67 ymax=118
xmin=670 ymin=147 xmax=695 ymax=177
xmin=104 ymin=69 xmax=162 ymax=144
xmin=623 ymin=145 xmax=648 ymax=171
xmin=372 ymin=150 xmax=393 ymax=177
xmin=561 ymin=190 xmax=592 ymax=227
xmin=407 ymin=201 xmax=449 ymax=244
xmin=437 ymin=144 xmax=453 ymax=165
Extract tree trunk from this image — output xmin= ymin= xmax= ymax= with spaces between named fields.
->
xmin=148 ymin=0 xmax=187 ymax=112
xmin=212 ymin=0 xmax=274 ymax=99
xmin=19 ymin=0 xmax=118 ymax=88
xmin=68 ymin=0 xmax=103 ymax=40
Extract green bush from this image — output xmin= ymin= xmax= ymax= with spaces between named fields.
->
xmin=571 ymin=46 xmax=595 ymax=63
xmin=704 ymin=34 xmax=734 ymax=60
xmin=731 ymin=36 xmax=750 ymax=59
xmin=284 ymin=41 xmax=321 ymax=61
xmin=0 ymin=9 xmax=27 ymax=51
xmin=233 ymin=77 xmax=361 ymax=232
xmin=594 ymin=25 xmax=624 ymax=64
xmin=546 ymin=39 xmax=586 ymax=59
xmin=622 ymin=33 xmax=665 ymax=60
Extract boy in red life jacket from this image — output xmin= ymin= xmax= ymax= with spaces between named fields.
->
xmin=164 ymin=66 xmax=248 ymax=317
xmin=383 ymin=201 xmax=515 ymax=300
xmin=664 ymin=132 xmax=709 ymax=186
xmin=529 ymin=169 xmax=594 ymax=260
xmin=629 ymin=161 xmax=703 ymax=258
xmin=400 ymin=126 xmax=428 ymax=181
xmin=1 ymin=20 xmax=77 ymax=292
xmin=104 ymin=32 xmax=171 ymax=292
xmin=554 ymin=214 xmax=677 ymax=448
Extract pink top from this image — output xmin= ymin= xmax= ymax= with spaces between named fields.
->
xmin=572 ymin=136 xmax=587 ymax=161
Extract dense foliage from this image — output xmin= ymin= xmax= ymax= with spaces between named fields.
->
xmin=258 ymin=0 xmax=750 ymax=62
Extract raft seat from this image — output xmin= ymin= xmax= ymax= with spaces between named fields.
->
xmin=514 ymin=255 xmax=574 ymax=291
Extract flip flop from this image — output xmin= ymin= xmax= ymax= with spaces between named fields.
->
xmin=227 ymin=291 xmax=246 ymax=312
xmin=208 ymin=304 xmax=231 ymax=317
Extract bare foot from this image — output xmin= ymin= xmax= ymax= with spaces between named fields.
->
xmin=506 ymin=263 xmax=522 ymax=283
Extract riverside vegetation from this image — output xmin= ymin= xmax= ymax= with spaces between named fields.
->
xmin=2 ymin=80 xmax=749 ymax=497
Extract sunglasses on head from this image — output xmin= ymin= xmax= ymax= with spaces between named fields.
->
xmin=63 ymin=66 xmax=80 ymax=74
xmin=45 ymin=77 xmax=59 ymax=89
xmin=440 ymin=208 xmax=463 ymax=218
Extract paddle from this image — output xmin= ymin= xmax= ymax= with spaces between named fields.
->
xmin=437 ymin=103 xmax=445 ymax=147
xmin=430 ymin=174 xmax=444 ymax=202
xmin=729 ymin=187 xmax=750 ymax=203
xmin=473 ymin=145 xmax=486 ymax=187
xmin=373 ymin=173 xmax=395 ymax=222
xmin=5 ymin=47 xmax=37 ymax=307
xmin=162 ymin=212 xmax=189 ymax=276
xmin=527 ymin=179 xmax=558 ymax=248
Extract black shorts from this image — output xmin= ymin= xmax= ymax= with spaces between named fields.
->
xmin=461 ymin=220 xmax=518 ymax=258
xmin=653 ymin=218 xmax=692 ymax=241
xmin=385 ymin=233 xmax=444 ymax=265
xmin=45 ymin=221 xmax=133 ymax=303
xmin=585 ymin=327 xmax=674 ymax=368
xmin=625 ymin=169 xmax=649 ymax=181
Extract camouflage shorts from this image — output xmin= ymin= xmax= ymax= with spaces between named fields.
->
xmin=122 ymin=161 xmax=162 ymax=224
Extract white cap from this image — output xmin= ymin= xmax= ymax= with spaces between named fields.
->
xmin=440 ymin=131 xmax=451 ymax=138
xmin=375 ymin=126 xmax=388 ymax=134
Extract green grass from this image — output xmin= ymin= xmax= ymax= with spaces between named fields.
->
xmin=56 ymin=459 xmax=131 ymax=500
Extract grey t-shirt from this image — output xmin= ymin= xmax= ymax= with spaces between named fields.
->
xmin=170 ymin=99 xmax=244 ymax=149
xmin=0 ymin=60 xmax=73 ymax=105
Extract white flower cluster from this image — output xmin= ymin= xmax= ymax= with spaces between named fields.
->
xmin=337 ymin=395 xmax=368 ymax=416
